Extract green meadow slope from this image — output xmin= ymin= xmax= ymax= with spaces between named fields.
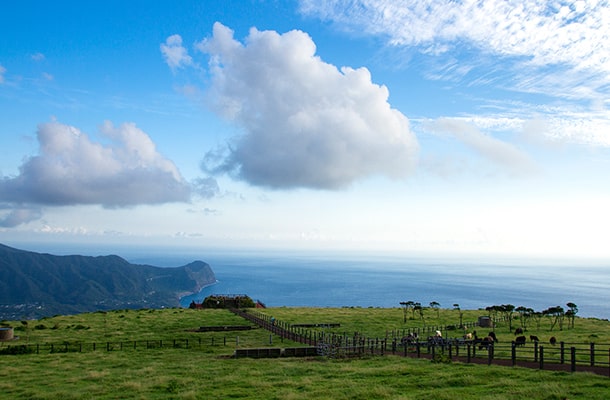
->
xmin=1 ymin=307 xmax=609 ymax=399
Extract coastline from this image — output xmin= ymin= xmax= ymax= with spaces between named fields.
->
xmin=178 ymin=280 xmax=219 ymax=304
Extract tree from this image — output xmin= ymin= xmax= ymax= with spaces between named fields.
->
xmin=414 ymin=302 xmax=425 ymax=326
xmin=515 ymin=306 xmax=534 ymax=330
xmin=486 ymin=305 xmax=502 ymax=324
xmin=429 ymin=301 xmax=440 ymax=319
xmin=400 ymin=301 xmax=415 ymax=323
xmin=543 ymin=306 xmax=565 ymax=331
xmin=499 ymin=304 xmax=516 ymax=332
xmin=531 ymin=311 xmax=543 ymax=330
xmin=453 ymin=304 xmax=463 ymax=328
xmin=566 ymin=302 xmax=578 ymax=329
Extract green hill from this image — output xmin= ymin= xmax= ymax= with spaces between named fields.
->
xmin=0 ymin=243 xmax=215 ymax=319
xmin=1 ymin=307 xmax=609 ymax=399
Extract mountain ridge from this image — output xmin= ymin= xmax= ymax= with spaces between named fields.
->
xmin=0 ymin=243 xmax=216 ymax=320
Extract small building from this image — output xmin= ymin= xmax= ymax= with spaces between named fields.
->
xmin=0 ymin=327 xmax=14 ymax=341
xmin=478 ymin=316 xmax=493 ymax=328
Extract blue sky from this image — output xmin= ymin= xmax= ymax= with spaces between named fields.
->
xmin=1 ymin=0 xmax=609 ymax=260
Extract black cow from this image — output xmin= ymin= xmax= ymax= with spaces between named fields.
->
xmin=514 ymin=335 xmax=526 ymax=346
xmin=549 ymin=336 xmax=557 ymax=345
xmin=478 ymin=336 xmax=495 ymax=350
xmin=529 ymin=335 xmax=539 ymax=342
xmin=514 ymin=327 xmax=524 ymax=335
xmin=488 ymin=331 xmax=498 ymax=342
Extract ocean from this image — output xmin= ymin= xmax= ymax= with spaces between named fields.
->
xmin=127 ymin=250 xmax=610 ymax=320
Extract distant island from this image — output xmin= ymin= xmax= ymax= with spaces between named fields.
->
xmin=0 ymin=243 xmax=216 ymax=320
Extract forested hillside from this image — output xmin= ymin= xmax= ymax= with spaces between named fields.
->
xmin=0 ymin=243 xmax=215 ymax=319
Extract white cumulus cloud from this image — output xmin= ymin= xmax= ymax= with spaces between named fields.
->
xmin=195 ymin=22 xmax=418 ymax=189
xmin=160 ymin=34 xmax=193 ymax=71
xmin=0 ymin=120 xmax=191 ymax=207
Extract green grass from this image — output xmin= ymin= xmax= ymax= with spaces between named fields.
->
xmin=1 ymin=307 xmax=610 ymax=399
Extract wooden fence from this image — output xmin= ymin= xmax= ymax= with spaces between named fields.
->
xmin=232 ymin=308 xmax=610 ymax=377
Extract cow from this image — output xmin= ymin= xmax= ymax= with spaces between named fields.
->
xmin=549 ymin=336 xmax=557 ymax=345
xmin=514 ymin=335 xmax=526 ymax=346
xmin=401 ymin=333 xmax=418 ymax=345
xmin=479 ymin=336 xmax=495 ymax=350
xmin=514 ymin=327 xmax=524 ymax=335
xmin=529 ymin=335 xmax=539 ymax=342
xmin=488 ymin=331 xmax=498 ymax=342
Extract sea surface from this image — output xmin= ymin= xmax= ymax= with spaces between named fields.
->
xmin=126 ymin=250 xmax=610 ymax=320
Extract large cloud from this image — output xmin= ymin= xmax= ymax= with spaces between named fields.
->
xmin=0 ymin=121 xmax=190 ymax=208
xmin=194 ymin=22 xmax=418 ymax=189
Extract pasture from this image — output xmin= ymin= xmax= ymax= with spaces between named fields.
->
xmin=1 ymin=307 xmax=610 ymax=399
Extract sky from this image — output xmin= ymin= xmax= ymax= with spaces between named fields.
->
xmin=1 ymin=0 xmax=609 ymax=260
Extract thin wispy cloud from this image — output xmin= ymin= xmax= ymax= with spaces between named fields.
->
xmin=0 ymin=64 xmax=5 ymax=84
xmin=300 ymin=1 xmax=608 ymax=74
xmin=31 ymin=52 xmax=45 ymax=62
xmin=169 ymin=22 xmax=418 ymax=190
xmin=426 ymin=118 xmax=538 ymax=177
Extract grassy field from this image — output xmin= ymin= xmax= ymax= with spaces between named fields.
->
xmin=1 ymin=307 xmax=610 ymax=399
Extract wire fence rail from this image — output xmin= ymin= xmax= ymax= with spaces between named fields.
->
xmin=0 ymin=336 xmax=253 ymax=355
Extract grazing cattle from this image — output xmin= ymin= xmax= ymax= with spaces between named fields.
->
xmin=464 ymin=332 xmax=473 ymax=340
xmin=401 ymin=333 xmax=418 ymax=345
xmin=514 ymin=327 xmax=524 ymax=335
xmin=488 ymin=331 xmax=498 ymax=342
xmin=549 ymin=336 xmax=557 ymax=345
xmin=530 ymin=335 xmax=539 ymax=342
xmin=478 ymin=336 xmax=495 ymax=350
xmin=515 ymin=336 xmax=526 ymax=346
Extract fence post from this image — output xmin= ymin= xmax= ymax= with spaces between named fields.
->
xmin=570 ymin=347 xmax=576 ymax=373
xmin=488 ymin=345 xmax=493 ymax=365
xmin=539 ymin=346 xmax=544 ymax=370
xmin=560 ymin=342 xmax=565 ymax=364
xmin=511 ymin=342 xmax=517 ymax=366
xmin=534 ymin=341 xmax=538 ymax=363
xmin=467 ymin=343 xmax=471 ymax=363
xmin=590 ymin=342 xmax=595 ymax=367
